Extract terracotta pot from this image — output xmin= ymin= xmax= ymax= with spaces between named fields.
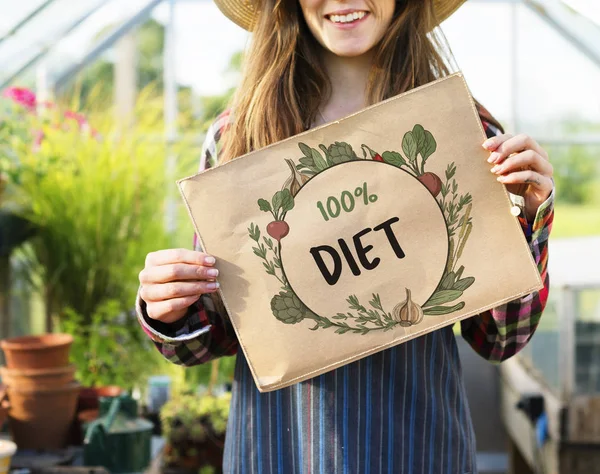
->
xmin=8 ymin=381 xmax=80 ymax=450
xmin=77 ymin=385 xmax=122 ymax=411
xmin=1 ymin=333 xmax=73 ymax=369
xmin=0 ymin=364 xmax=76 ymax=389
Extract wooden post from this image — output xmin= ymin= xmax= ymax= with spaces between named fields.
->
xmin=508 ymin=437 xmax=535 ymax=474
xmin=207 ymin=359 xmax=220 ymax=396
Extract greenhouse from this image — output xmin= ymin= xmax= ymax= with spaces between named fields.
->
xmin=0 ymin=0 xmax=598 ymax=472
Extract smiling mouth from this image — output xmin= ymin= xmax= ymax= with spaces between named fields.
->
xmin=326 ymin=11 xmax=369 ymax=25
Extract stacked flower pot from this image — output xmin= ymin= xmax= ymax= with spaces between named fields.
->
xmin=0 ymin=334 xmax=80 ymax=450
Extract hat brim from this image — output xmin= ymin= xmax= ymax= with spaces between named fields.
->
xmin=214 ymin=0 xmax=467 ymax=32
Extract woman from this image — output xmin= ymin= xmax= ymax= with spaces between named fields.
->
xmin=137 ymin=1 xmax=554 ymax=472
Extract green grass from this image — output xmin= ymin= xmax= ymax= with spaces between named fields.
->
xmin=552 ymin=204 xmax=600 ymax=238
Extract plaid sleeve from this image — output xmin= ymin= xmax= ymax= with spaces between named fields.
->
xmin=136 ymin=111 xmax=239 ymax=366
xmin=460 ymin=115 xmax=554 ymax=362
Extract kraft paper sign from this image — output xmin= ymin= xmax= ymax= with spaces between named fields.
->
xmin=178 ymin=73 xmax=543 ymax=392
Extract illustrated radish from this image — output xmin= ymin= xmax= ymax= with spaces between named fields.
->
xmin=267 ymin=221 xmax=290 ymax=241
xmin=418 ymin=172 xmax=442 ymax=197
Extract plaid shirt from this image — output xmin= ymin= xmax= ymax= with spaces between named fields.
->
xmin=136 ymin=106 xmax=554 ymax=473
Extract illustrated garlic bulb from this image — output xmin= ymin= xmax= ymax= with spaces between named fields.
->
xmin=393 ymin=289 xmax=424 ymax=327
xmin=282 ymin=158 xmax=309 ymax=196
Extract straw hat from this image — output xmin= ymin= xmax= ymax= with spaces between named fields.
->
xmin=214 ymin=0 xmax=467 ymax=31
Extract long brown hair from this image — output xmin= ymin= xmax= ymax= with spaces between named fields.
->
xmin=221 ymin=0 xmax=502 ymax=162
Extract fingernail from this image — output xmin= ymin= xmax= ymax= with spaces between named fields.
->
xmin=207 ymin=282 xmax=220 ymax=290
xmin=497 ymin=176 xmax=505 ymax=182
xmin=482 ymin=139 xmax=495 ymax=150
xmin=207 ymin=268 xmax=219 ymax=277
xmin=204 ymin=256 xmax=216 ymax=265
xmin=490 ymin=165 xmax=500 ymax=173
xmin=488 ymin=152 xmax=499 ymax=163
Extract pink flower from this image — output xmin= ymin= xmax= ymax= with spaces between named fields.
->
xmin=34 ymin=130 xmax=45 ymax=147
xmin=32 ymin=130 xmax=45 ymax=152
xmin=2 ymin=87 xmax=37 ymax=111
xmin=64 ymin=110 xmax=88 ymax=127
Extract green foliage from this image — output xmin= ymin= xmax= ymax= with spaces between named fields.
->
xmin=160 ymin=392 xmax=232 ymax=444
xmin=59 ymin=300 xmax=161 ymax=389
xmin=552 ymin=204 xmax=600 ymax=237
xmin=546 ymin=144 xmax=599 ymax=205
xmin=6 ymin=90 xmax=197 ymax=324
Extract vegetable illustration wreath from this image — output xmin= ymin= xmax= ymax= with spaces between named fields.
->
xmin=247 ymin=125 xmax=476 ymax=335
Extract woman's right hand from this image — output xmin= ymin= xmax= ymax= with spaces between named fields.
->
xmin=139 ymin=249 xmax=219 ymax=324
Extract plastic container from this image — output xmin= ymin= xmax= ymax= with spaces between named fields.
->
xmin=0 ymin=440 xmax=16 ymax=474
xmin=147 ymin=375 xmax=171 ymax=413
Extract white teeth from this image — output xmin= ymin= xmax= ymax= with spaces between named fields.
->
xmin=330 ymin=11 xmax=366 ymax=23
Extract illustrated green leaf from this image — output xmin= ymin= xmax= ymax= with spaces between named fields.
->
xmin=298 ymin=143 xmax=320 ymax=172
xmin=311 ymin=148 xmax=328 ymax=171
xmin=453 ymin=277 xmax=475 ymax=292
xmin=280 ymin=188 xmax=295 ymax=213
xmin=299 ymin=142 xmax=313 ymax=159
xmin=299 ymin=157 xmax=316 ymax=170
xmin=402 ymin=131 xmax=418 ymax=162
xmin=423 ymin=290 xmax=463 ymax=308
xmin=439 ymin=271 xmax=456 ymax=290
xmin=455 ymin=265 xmax=465 ymax=281
xmin=272 ymin=191 xmax=283 ymax=212
xmin=412 ymin=124 xmax=426 ymax=152
xmin=423 ymin=302 xmax=465 ymax=316
xmin=248 ymin=223 xmax=260 ymax=241
xmin=258 ymin=199 xmax=271 ymax=212
xmin=421 ymin=131 xmax=437 ymax=161
xmin=382 ymin=151 xmax=406 ymax=168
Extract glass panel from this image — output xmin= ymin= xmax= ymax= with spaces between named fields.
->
xmin=575 ymin=289 xmax=600 ymax=395
xmin=0 ymin=0 xmax=110 ymax=86
xmin=443 ymin=1 xmax=600 ymax=141
xmin=514 ymin=4 xmax=600 ymax=140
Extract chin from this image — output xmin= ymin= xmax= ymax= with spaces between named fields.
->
xmin=328 ymin=43 xmax=374 ymax=58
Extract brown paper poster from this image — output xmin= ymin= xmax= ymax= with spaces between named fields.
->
xmin=178 ymin=73 xmax=543 ymax=392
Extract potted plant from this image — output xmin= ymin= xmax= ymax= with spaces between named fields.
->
xmin=160 ymin=391 xmax=231 ymax=473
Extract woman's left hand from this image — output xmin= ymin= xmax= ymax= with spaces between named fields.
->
xmin=483 ymin=133 xmax=553 ymax=222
